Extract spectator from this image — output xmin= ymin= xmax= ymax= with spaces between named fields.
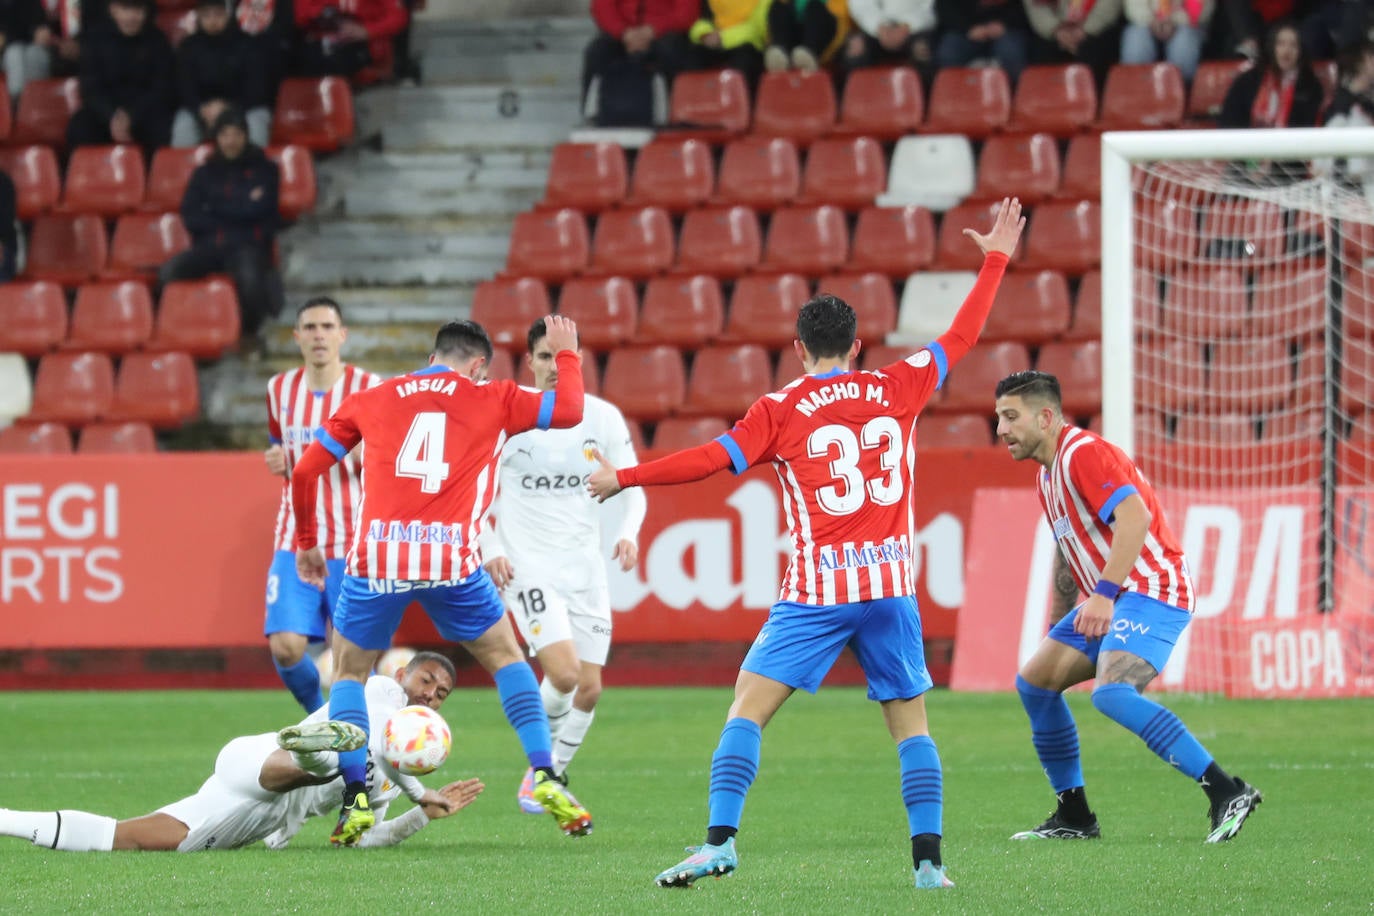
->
xmin=1120 ymin=0 xmax=1215 ymax=82
xmin=764 ymin=0 xmax=852 ymax=73
xmin=65 ymin=0 xmax=176 ymax=158
xmin=37 ymin=0 xmax=97 ymax=77
xmin=583 ymin=0 xmax=695 ymax=118
xmin=1022 ymin=0 xmax=1124 ymax=85
xmin=233 ymin=0 xmax=293 ymax=95
xmin=934 ymin=0 xmax=1031 ymax=84
xmin=1300 ymin=0 xmax=1372 ymax=60
xmin=293 ymin=0 xmax=408 ymax=78
xmin=1319 ymin=41 xmax=1374 ymax=195
xmin=1216 ymin=0 xmax=1298 ymax=61
xmin=0 ymin=167 xmax=16 ymax=281
xmin=173 ymin=0 xmax=272 ymax=148
xmin=1 ymin=0 xmax=51 ymax=102
xmin=1219 ymin=19 xmax=1324 ymax=127
xmin=842 ymin=0 xmax=937 ymax=77
xmin=159 ymin=107 xmax=285 ymax=351
xmin=685 ymin=0 xmax=768 ymax=87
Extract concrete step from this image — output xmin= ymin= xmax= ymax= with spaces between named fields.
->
xmin=275 ymin=286 xmax=476 ymax=326
xmin=380 ymin=117 xmax=578 ymax=152
xmin=414 ymin=17 xmax=594 ymax=87
xmin=357 ymin=84 xmax=582 ymax=133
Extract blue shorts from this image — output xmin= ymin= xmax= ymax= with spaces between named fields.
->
xmin=333 ymin=571 xmax=506 ymax=651
xmin=264 ymin=550 xmax=344 ymax=640
xmin=741 ymin=596 xmax=933 ymax=702
xmin=1050 ymin=592 xmax=1193 ymax=672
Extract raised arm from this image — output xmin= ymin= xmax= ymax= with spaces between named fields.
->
xmin=932 ymin=197 xmax=1025 ymax=367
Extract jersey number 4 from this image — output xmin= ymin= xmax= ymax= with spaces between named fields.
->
xmin=396 ymin=412 xmax=451 ymax=493
xmin=808 ymin=417 xmax=903 ymax=516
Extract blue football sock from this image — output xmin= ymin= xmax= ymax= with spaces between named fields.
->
xmin=328 ymin=678 xmax=369 ymax=785
xmin=274 ymin=656 xmax=324 ymax=713
xmin=1091 ymin=683 xmax=1213 ymax=780
xmin=707 ymin=718 xmax=762 ymax=832
xmin=493 ymin=662 xmax=553 ymax=771
xmin=1016 ymin=674 xmax=1085 ymax=793
xmin=897 ymin=735 xmax=943 ymax=838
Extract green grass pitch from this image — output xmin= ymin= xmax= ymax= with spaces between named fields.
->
xmin=1 ymin=687 xmax=1371 ymax=914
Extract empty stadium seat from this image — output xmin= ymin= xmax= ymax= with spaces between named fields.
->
xmin=1160 ymin=266 xmax=1247 ymax=337
xmin=923 ymin=67 xmax=1010 ymax=138
xmin=267 ymin=145 xmax=317 ymax=221
xmin=1036 ymin=340 xmax=1103 ymax=417
xmin=67 ymin=281 xmax=154 ymax=354
xmin=799 ymin=136 xmax=886 ymax=210
xmin=23 ymin=214 xmax=108 ymax=285
xmin=816 ymin=272 xmax=897 ymax=342
xmin=1174 ymin=412 xmax=1257 ymax=445
xmin=860 ymin=344 xmax=914 ymax=371
xmin=1345 ymin=270 xmax=1374 ymax=339
xmin=1098 ymin=62 xmax=1185 ymax=130
xmin=61 ymin=145 xmax=146 ymax=217
xmin=271 ymin=77 xmax=354 ymax=151
xmin=0 ymin=422 xmax=73 ymax=454
xmin=888 ymin=271 xmax=976 ymax=347
xmin=111 ymin=351 xmax=200 ymax=427
xmin=682 ymin=344 xmax=773 ymax=417
xmin=653 ymin=416 xmax=731 ymax=451
xmin=940 ymin=342 xmax=1030 ymax=412
xmin=877 ymin=135 xmax=974 ymax=211
xmin=753 ymin=70 xmax=837 ymax=143
xmin=676 ymin=205 xmax=762 ymax=277
xmin=0 ymin=353 xmax=32 ymax=420
xmin=973 ymin=133 xmax=1061 ymax=204
xmin=1206 ymin=339 xmax=1293 ymax=413
xmin=602 ymin=346 xmax=687 ymax=421
xmin=835 ymin=66 xmax=923 ymax=139
xmin=28 ymin=351 xmax=116 ymax=424
xmin=981 ymin=269 xmax=1070 ymax=344
xmin=12 ymin=77 xmax=79 ymax=147
xmin=78 ymin=420 xmax=157 ymax=454
xmin=848 ymin=205 xmax=935 ymax=278
xmin=636 ymin=275 xmax=725 ymax=345
xmin=1248 ymin=266 xmax=1325 ymax=341
xmin=1188 ymin=59 xmax=1250 ymax=123
xmin=470 ymin=276 xmax=553 ymax=352
xmin=1133 ymin=339 xmax=1204 ymax=413
xmin=724 ymin=272 xmax=810 ymax=348
xmin=773 ymin=352 xmax=805 ymax=388
xmin=0 ymin=281 xmax=67 ymax=356
xmin=715 ymin=136 xmax=800 ymax=210
xmin=1136 ymin=196 xmax=1200 ymax=270
xmin=144 ymin=144 xmax=213 ymax=212
xmin=540 ymin=142 xmax=628 ymax=212
xmin=761 ymin=204 xmax=849 ymax=273
xmin=1056 ymin=133 xmax=1101 ymax=200
xmin=1064 ymin=270 xmax=1102 ymax=341
xmin=0 ymin=145 xmax=60 ymax=218
xmin=1023 ymin=200 xmax=1099 ymax=274
xmin=1198 ymin=197 xmax=1284 ymax=262
xmin=589 ymin=205 xmax=674 ymax=277
xmin=105 ymin=213 xmax=191 ymax=279
xmin=668 ymin=69 xmax=751 ymax=140
xmin=486 ymin=347 xmax=516 ymax=382
xmin=936 ymin=200 xmax=1011 ymax=270
xmin=626 ymin=138 xmax=714 ymax=211
xmin=1008 ymin=64 xmax=1097 ymax=136
xmin=503 ymin=208 xmax=589 ymax=282
xmin=918 ymin=413 xmax=993 ymax=448
xmin=150 ymin=277 xmax=240 ymax=359
xmin=556 ymin=276 xmax=638 ymax=350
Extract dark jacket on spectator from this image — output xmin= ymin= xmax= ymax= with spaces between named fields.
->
xmin=77 ymin=18 xmax=176 ymax=126
xmin=0 ymin=0 xmax=46 ymax=43
xmin=1219 ymin=65 xmax=1324 ymax=128
xmin=181 ymin=145 xmax=280 ymax=251
xmin=591 ymin=0 xmax=698 ymax=39
xmin=0 ymin=169 xmax=16 ymax=281
xmin=937 ymin=0 xmax=1028 ymax=33
xmin=177 ymin=20 xmax=271 ymax=111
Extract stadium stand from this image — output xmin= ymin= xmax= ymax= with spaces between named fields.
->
xmin=267 ymin=145 xmax=319 ymax=221
xmin=1022 ymin=199 xmax=1099 ymax=274
xmin=541 ymin=142 xmax=629 ymax=212
xmin=78 ymin=421 xmax=158 ymax=454
xmin=470 ymin=276 xmax=554 ymax=352
xmin=714 ymin=136 xmax=801 ymax=210
xmin=271 ymin=77 xmax=355 ymax=152
xmin=1041 ymin=339 xmax=1107 ymax=417
xmin=28 ymin=351 xmax=116 ymax=425
xmin=973 ymin=133 xmax=1061 ymax=205
xmin=635 ymin=275 xmax=725 ymax=346
xmin=668 ymin=69 xmax=751 ymax=142
xmin=676 ymin=205 xmax=763 ymax=277
xmin=940 ymin=342 xmax=1029 ymax=412
xmin=557 ymin=276 xmax=639 ymax=349
xmin=752 ymin=70 xmax=837 ymax=143
xmin=626 ymin=138 xmax=715 ymax=212
xmin=602 ymin=345 xmax=687 ymax=422
xmin=150 ymin=278 xmax=242 ymax=359
xmin=834 ymin=66 xmax=923 ymax=140
xmin=681 ymin=344 xmax=773 ymax=418
xmin=723 ymin=272 xmax=810 ymax=348
xmin=848 ymin=205 xmax=935 ymax=277
xmin=1008 ymin=64 xmax=1097 ymax=137
xmin=504 ymin=208 xmax=590 ymax=281
xmin=112 ymin=352 xmax=201 ymax=428
xmin=0 ymin=145 xmax=61 ymax=218
xmin=61 ymin=145 xmax=147 ymax=218
xmin=799 ymin=136 xmax=886 ymax=209
xmin=980 ymin=269 xmax=1071 ymax=345
xmin=1098 ymin=62 xmax=1186 ymax=131
xmin=589 ymin=205 xmax=675 ymax=277
xmin=0 ymin=281 xmax=68 ymax=355
xmin=923 ymin=66 xmax=1010 ymax=138
xmin=23 ymin=214 xmax=108 ymax=285
xmin=761 ymin=204 xmax=848 ymax=274
xmin=918 ymin=413 xmax=994 ymax=449
xmin=67 ymin=281 xmax=155 ymax=354
xmin=0 ymin=421 xmax=73 ymax=454
xmin=12 ymin=78 xmax=80 ymax=148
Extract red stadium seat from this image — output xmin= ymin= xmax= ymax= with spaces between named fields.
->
xmin=271 ymin=77 xmax=355 ymax=151
xmin=935 ymin=200 xmax=1009 ymax=270
xmin=1198 ymin=197 xmax=1284 ymax=262
xmin=144 ymin=144 xmax=212 ymax=212
xmin=28 ymin=351 xmax=116 ymax=424
xmin=67 ymin=281 xmax=154 ymax=354
xmin=0 ymin=145 xmax=61 ymax=218
xmin=105 ymin=213 xmax=191 ymax=279
xmin=503 ymin=208 xmax=589 ymax=282
xmin=111 ymin=351 xmax=200 ymax=427
xmin=815 ymin=272 xmax=897 ymax=342
xmin=470 ymin=276 xmax=552 ymax=352
xmin=940 ymin=342 xmax=1030 ymax=412
xmin=1259 ymin=409 xmax=1322 ymax=442
xmin=540 ymin=142 xmax=628 ymax=212
xmin=150 ymin=277 xmax=241 ymax=359
xmin=1036 ymin=340 xmax=1104 ymax=417
xmin=0 ymin=281 xmax=68 ymax=356
xmin=1340 ymin=338 xmax=1374 ymax=416
xmin=973 ymin=133 xmax=1061 ymax=205
xmin=848 ymin=205 xmax=935 ymax=277
xmin=626 ymin=138 xmax=714 ymax=212
xmin=923 ymin=67 xmax=1010 ymax=138
xmin=753 ymin=70 xmax=837 ymax=143
xmin=267 ymin=145 xmax=317 ymax=221
xmin=23 ymin=214 xmax=108 ymax=285
xmin=1204 ymin=338 xmax=1293 ymax=413
xmin=1160 ymin=266 xmax=1247 ymax=337
xmin=774 ymin=351 xmax=805 ymax=388
xmin=1064 ymin=270 xmax=1102 ymax=341
xmin=799 ymin=136 xmax=886 ymax=209
xmin=1055 ymin=133 xmax=1101 ymax=201
xmin=635 ymin=274 xmax=725 ymax=345
xmin=12 ymin=77 xmax=79 ymax=147
xmin=724 ymin=272 xmax=811 ymax=348
xmin=517 ymin=349 xmax=601 ymax=395
xmin=1098 ymin=63 xmax=1185 ymax=130
xmin=860 ymin=344 xmax=913 ymax=372
xmin=78 ymin=420 xmax=157 ymax=454
xmin=589 ymin=205 xmax=675 ymax=277
xmin=1346 ymin=270 xmax=1374 ymax=339
xmin=761 ymin=204 xmax=849 ymax=274
xmin=714 ymin=136 xmax=800 ymax=210
xmin=835 ymin=66 xmax=923 ymax=139
xmin=1135 ymin=195 xmax=1200 ymax=271
xmin=556 ymin=276 xmax=638 ymax=350
xmin=602 ymin=346 xmax=687 ymax=421
xmin=1174 ymin=412 xmax=1257 ymax=445
xmin=1188 ymin=59 xmax=1250 ymax=123
xmin=918 ymin=413 xmax=993 ymax=448
xmin=681 ymin=344 xmax=773 ymax=417
xmin=668 ymin=69 xmax=751 ymax=141
xmin=676 ymin=205 xmax=762 ymax=277
xmin=981 ymin=269 xmax=1070 ymax=344
xmin=1008 ymin=64 xmax=1097 ymax=137
xmin=486 ymin=347 xmax=516 ymax=382
xmin=1023 ymin=200 xmax=1099 ymax=274
xmin=61 ymin=145 xmax=146 ymax=217
xmin=653 ymin=415 xmax=730 ymax=451
xmin=1134 ymin=339 xmax=1205 ymax=413
xmin=0 ymin=422 xmax=73 ymax=454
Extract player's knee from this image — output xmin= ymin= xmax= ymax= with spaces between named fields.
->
xmin=547 ymin=666 xmax=580 ymax=695
xmin=575 ymin=679 xmax=602 ymax=708
xmin=1089 ymin=682 xmax=1137 ymax=720
xmin=267 ymin=634 xmax=307 ymax=667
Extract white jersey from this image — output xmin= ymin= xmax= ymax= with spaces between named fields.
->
xmin=481 ymin=393 xmax=646 ymax=594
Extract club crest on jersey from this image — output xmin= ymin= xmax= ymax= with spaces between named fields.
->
xmin=582 ymin=438 xmax=598 ymax=461
xmin=1052 ymin=516 xmax=1072 ymax=540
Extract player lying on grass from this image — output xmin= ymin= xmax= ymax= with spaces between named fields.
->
xmin=0 ymin=652 xmax=483 ymax=852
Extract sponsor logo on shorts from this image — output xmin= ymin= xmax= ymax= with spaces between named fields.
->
xmin=365 ymin=578 xmax=462 ymax=594
xmin=591 ymin=624 xmax=611 ymax=636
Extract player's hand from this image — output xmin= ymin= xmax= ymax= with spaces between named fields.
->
xmin=963 ymin=197 xmax=1025 ymax=259
xmin=264 ymin=444 xmax=287 ymax=477
xmin=542 ymin=314 xmax=579 ymax=356
xmin=586 ymin=448 xmax=622 ymax=503
xmin=612 ymin=538 xmax=638 ymax=571
xmin=1073 ymin=594 xmax=1114 ymax=640
xmin=423 ymin=778 xmax=485 ymax=819
xmin=296 ymin=547 xmax=327 ymax=590
xmin=484 ymin=556 xmax=514 ymax=589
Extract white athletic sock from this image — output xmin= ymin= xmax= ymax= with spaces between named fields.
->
xmin=540 ymin=678 xmax=575 ymax=744
xmin=290 ymin=749 xmax=338 ymax=777
xmin=0 ymin=809 xmax=115 ymax=851
xmin=552 ymin=708 xmax=595 ymax=777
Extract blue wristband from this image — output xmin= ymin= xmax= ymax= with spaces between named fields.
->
xmin=1093 ymin=580 xmax=1122 ymax=600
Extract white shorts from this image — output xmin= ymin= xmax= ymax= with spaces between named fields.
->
xmin=157 ymin=733 xmax=293 ymax=852
xmin=504 ymin=576 xmax=612 ymax=666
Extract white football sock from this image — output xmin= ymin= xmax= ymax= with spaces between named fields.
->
xmin=552 ymin=708 xmax=595 ymax=777
xmin=290 ymin=749 xmax=338 ymax=777
xmin=540 ymin=678 xmax=575 ymax=743
xmin=0 ymin=809 xmax=115 ymax=851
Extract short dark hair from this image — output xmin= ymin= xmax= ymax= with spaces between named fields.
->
xmin=796 ymin=294 xmax=857 ymax=360
xmin=296 ymin=295 xmax=343 ymax=323
xmin=995 ymin=370 xmax=1062 ymax=409
xmin=525 ymin=316 xmax=577 ymax=354
xmin=433 ymin=319 xmax=493 ymax=363
xmin=405 ymin=650 xmax=457 ymax=684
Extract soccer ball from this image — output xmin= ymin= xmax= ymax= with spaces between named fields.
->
xmin=377 ymin=646 xmax=417 ymax=679
xmin=382 ymin=705 xmax=452 ymax=775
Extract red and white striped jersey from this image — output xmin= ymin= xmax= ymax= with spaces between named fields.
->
xmin=267 ymin=365 xmax=381 ymax=559
xmin=719 ymin=348 xmax=947 ymax=606
xmin=1035 ymin=425 xmax=1195 ymax=610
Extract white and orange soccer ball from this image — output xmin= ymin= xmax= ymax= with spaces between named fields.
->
xmin=382 ymin=705 xmax=452 ymax=776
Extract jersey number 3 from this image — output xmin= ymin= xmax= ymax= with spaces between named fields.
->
xmin=808 ymin=417 xmax=903 ymax=516
xmin=397 ymin=412 xmax=451 ymax=493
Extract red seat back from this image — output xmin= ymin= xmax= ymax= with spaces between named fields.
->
xmin=68 ymin=281 xmax=155 ymax=353
xmin=627 ymin=138 xmax=715 ymax=211
xmin=151 ymin=278 xmax=241 ymax=359
xmin=556 ymin=276 xmax=638 ymax=350
xmin=112 ymin=351 xmax=201 ymax=427
xmin=800 ymin=136 xmax=886 ymax=209
xmin=935 ymin=200 xmax=1010 ymax=270
xmin=542 ymin=142 xmax=628 ymax=212
xmin=13 ymin=77 xmax=79 ymax=147
xmin=0 ymin=281 xmax=68 ymax=356
xmin=682 ymin=344 xmax=773 ymax=417
xmin=107 ymin=213 xmax=192 ymax=278
xmin=1009 ymin=64 xmax=1097 ymax=136
xmin=1056 ymin=133 xmax=1101 ymax=200
xmin=29 ymin=351 xmax=116 ymax=424
xmin=590 ymin=206 xmax=675 ymax=277
xmin=78 ymin=421 xmax=157 ymax=454
xmin=940 ymin=342 xmax=1030 ymax=412
xmin=145 ymin=144 xmax=213 ymax=213
xmin=504 ymin=208 xmax=589 ymax=282
xmin=653 ymin=416 xmax=731 ymax=451
xmin=849 ymin=206 xmax=935 ymax=277
xmin=837 ymin=66 xmax=923 ymax=139
xmin=636 ymin=275 xmax=725 ymax=345
xmin=753 ymin=70 xmax=837 ymax=142
xmin=271 ymin=77 xmax=355 ymax=151
xmin=267 ymin=145 xmax=317 ymax=221
xmin=974 ymin=133 xmax=1061 ymax=204
xmin=980 ymin=269 xmax=1071 ymax=344
xmin=724 ymin=272 xmax=811 ymax=348
xmin=23 ymin=214 xmax=108 ymax=285
xmin=0 ymin=145 xmax=61 ymax=218
xmin=1099 ymin=63 xmax=1185 ymax=130
xmin=1189 ymin=59 xmax=1250 ymax=122
xmin=602 ymin=346 xmax=687 ymax=421
xmin=762 ymin=205 xmax=849 ymax=273
xmin=1039 ymin=340 xmax=1105 ymax=416
xmin=669 ymin=69 xmax=750 ymax=137
xmin=676 ymin=205 xmax=762 ymax=277
xmin=924 ymin=67 xmax=1010 ymax=138
xmin=0 ymin=422 xmax=73 ymax=454
xmin=469 ymin=276 xmax=553 ymax=352
xmin=715 ymin=136 xmax=800 ymax=210
xmin=62 ymin=144 xmax=146 ymax=217
xmin=1023 ymin=200 xmax=1100 ymax=274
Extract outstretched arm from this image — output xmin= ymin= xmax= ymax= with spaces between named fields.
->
xmin=587 ymin=441 xmax=733 ymax=502
xmin=933 ymin=197 xmax=1025 ymax=367
xmin=355 ymin=779 xmax=485 ymax=848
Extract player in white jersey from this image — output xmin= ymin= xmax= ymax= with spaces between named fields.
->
xmin=0 ymin=653 xmax=482 ymax=853
xmin=478 ymin=319 xmax=646 ymax=813
xmin=263 ymin=296 xmax=382 ymax=712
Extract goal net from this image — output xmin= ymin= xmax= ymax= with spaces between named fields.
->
xmin=1101 ymin=128 xmax=1374 ymax=699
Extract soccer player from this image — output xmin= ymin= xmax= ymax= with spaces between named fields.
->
xmin=291 ymin=316 xmax=592 ymax=846
xmin=992 ymin=370 xmax=1263 ymax=843
xmin=588 ymin=198 xmax=1027 ymax=890
xmin=263 ymin=296 xmax=381 ymax=712
xmin=0 ymin=653 xmax=483 ymax=852
xmin=479 ymin=319 xmax=647 ymax=813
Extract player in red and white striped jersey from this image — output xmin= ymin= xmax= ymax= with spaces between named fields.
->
xmin=262 ymin=297 xmax=381 ymax=713
xmin=994 ymin=370 xmax=1262 ymax=844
